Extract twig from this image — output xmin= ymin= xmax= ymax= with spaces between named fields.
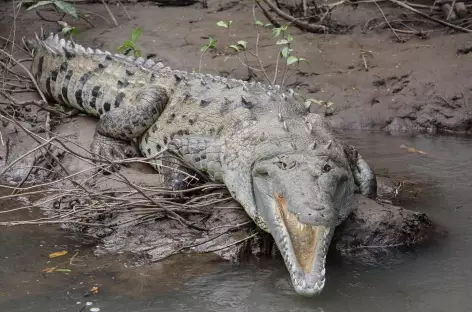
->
xmin=374 ymin=0 xmax=404 ymax=42
xmin=262 ymin=0 xmax=329 ymax=33
xmin=255 ymin=0 xmax=281 ymax=27
xmin=388 ymin=0 xmax=472 ymax=32
xmin=0 ymin=49 xmax=48 ymax=103
xmin=0 ymin=137 xmax=56 ymax=177
xmin=202 ymin=233 xmax=258 ymax=253
xmin=446 ymin=0 xmax=457 ymax=20
xmin=100 ymin=0 xmax=119 ymax=27
xmin=117 ymin=0 xmax=132 ymax=20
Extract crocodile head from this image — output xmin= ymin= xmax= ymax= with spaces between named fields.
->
xmin=251 ymin=147 xmax=355 ymax=296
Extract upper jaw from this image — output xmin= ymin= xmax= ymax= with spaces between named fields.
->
xmin=272 ymin=193 xmax=335 ymax=296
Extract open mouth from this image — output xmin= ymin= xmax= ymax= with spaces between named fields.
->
xmin=274 ymin=193 xmax=326 ymax=273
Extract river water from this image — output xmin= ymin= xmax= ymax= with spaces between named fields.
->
xmin=1 ymin=131 xmax=471 ymax=312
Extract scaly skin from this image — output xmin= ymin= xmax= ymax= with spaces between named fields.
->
xmin=25 ymin=31 xmax=377 ymax=296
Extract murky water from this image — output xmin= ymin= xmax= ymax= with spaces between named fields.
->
xmin=1 ymin=131 xmax=472 ymax=312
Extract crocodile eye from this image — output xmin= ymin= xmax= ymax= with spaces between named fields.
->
xmin=323 ymin=164 xmax=332 ymax=173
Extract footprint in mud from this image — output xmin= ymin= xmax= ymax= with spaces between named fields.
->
xmin=373 ymin=73 xmax=411 ymax=94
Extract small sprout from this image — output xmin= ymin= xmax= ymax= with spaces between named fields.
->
xmin=255 ymin=20 xmax=264 ymax=26
xmin=287 ymin=34 xmax=294 ymax=42
xmin=131 ymin=27 xmax=142 ymax=42
xmin=117 ymin=27 xmax=143 ymax=57
xmin=200 ymin=37 xmax=216 ymax=53
xmin=57 ymin=21 xmax=77 ymax=38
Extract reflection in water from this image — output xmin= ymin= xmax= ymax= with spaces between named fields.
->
xmin=1 ymin=132 xmax=472 ymax=312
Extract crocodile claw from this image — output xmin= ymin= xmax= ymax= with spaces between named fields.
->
xmin=91 ymin=132 xmax=138 ymax=172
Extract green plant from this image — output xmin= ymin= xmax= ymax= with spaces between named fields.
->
xmin=198 ymin=37 xmax=217 ymax=73
xmin=212 ymin=7 xmax=309 ymax=87
xmin=57 ymin=21 xmax=77 ymax=39
xmin=26 ymin=0 xmax=78 ymax=19
xmin=116 ymin=27 xmax=143 ymax=57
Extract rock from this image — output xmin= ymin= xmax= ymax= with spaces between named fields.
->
xmin=333 ymin=195 xmax=432 ymax=261
xmin=441 ymin=3 xmax=457 ymax=21
xmin=455 ymin=2 xmax=467 ymax=18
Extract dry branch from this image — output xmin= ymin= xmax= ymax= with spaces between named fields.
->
xmin=388 ymin=0 xmax=472 ymax=32
xmin=262 ymin=0 xmax=330 ymax=33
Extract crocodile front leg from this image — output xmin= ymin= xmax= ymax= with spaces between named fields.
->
xmin=91 ymin=86 xmax=169 ymax=163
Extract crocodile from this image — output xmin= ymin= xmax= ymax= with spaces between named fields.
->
xmin=24 ymin=31 xmax=377 ymax=296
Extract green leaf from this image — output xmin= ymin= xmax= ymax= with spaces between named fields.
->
xmin=217 ymin=21 xmax=229 ymax=28
xmin=123 ymin=40 xmax=134 ymax=48
xmin=229 ymin=44 xmax=240 ymax=52
xmin=134 ymin=49 xmax=142 ymax=57
xmin=208 ymin=37 xmax=217 ymax=48
xmin=287 ymin=34 xmax=294 ymax=42
xmin=272 ymin=28 xmax=281 ymax=37
xmin=255 ymin=20 xmax=264 ymax=26
xmin=237 ymin=40 xmax=247 ymax=49
xmin=200 ymin=45 xmax=209 ymax=53
xmin=298 ymin=57 xmax=309 ymax=64
xmin=276 ymin=39 xmax=289 ymax=45
xmin=264 ymin=23 xmax=273 ymax=27
xmin=61 ymin=26 xmax=71 ymax=34
xmin=53 ymin=0 xmax=78 ymax=19
xmin=287 ymin=56 xmax=298 ymax=65
xmin=281 ymin=24 xmax=289 ymax=31
xmin=131 ymin=27 xmax=142 ymax=42
xmin=281 ymin=47 xmax=289 ymax=58
xmin=26 ymin=0 xmax=53 ymax=11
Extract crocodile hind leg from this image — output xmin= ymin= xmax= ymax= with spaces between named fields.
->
xmin=90 ymin=86 xmax=169 ymax=165
xmin=142 ymin=134 xmax=222 ymax=192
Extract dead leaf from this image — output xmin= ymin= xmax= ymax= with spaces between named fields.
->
xmin=42 ymin=266 xmax=58 ymax=273
xmin=90 ymin=286 xmax=99 ymax=295
xmin=42 ymin=267 xmax=71 ymax=273
xmin=84 ymin=286 xmax=100 ymax=297
xmin=48 ymin=250 xmax=68 ymax=258
xmin=55 ymin=268 xmax=72 ymax=273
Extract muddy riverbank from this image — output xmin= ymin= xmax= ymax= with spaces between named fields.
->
xmin=2 ymin=0 xmax=472 ymax=133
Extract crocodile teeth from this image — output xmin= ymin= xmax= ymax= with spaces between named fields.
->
xmin=86 ymin=47 xmax=94 ymax=54
xmin=95 ymin=49 xmax=103 ymax=54
xmin=53 ymin=34 xmax=59 ymax=43
xmin=59 ymin=38 xmax=66 ymax=46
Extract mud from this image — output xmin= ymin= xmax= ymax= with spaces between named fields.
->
xmin=3 ymin=0 xmax=472 ymax=133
